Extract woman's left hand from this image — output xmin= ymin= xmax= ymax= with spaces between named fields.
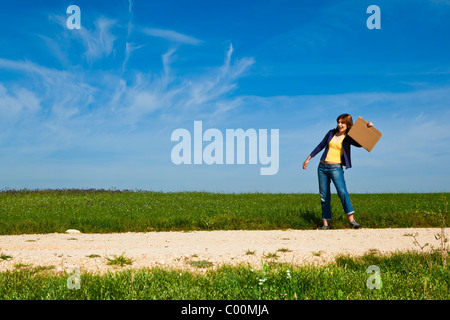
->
xmin=367 ymin=121 xmax=373 ymax=127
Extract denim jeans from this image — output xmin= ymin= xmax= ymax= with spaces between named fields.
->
xmin=317 ymin=162 xmax=355 ymax=221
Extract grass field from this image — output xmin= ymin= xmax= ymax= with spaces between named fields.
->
xmin=0 ymin=189 xmax=448 ymax=235
xmin=0 ymin=189 xmax=448 ymax=300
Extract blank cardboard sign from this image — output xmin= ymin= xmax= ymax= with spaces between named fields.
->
xmin=348 ymin=117 xmax=382 ymax=152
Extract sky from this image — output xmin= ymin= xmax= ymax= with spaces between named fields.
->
xmin=0 ymin=0 xmax=449 ymax=193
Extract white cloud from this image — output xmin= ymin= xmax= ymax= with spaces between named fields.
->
xmin=121 ymin=42 xmax=145 ymax=72
xmin=128 ymin=0 xmax=133 ymax=13
xmin=142 ymin=27 xmax=202 ymax=45
xmin=0 ymin=38 xmax=257 ymax=161
xmin=48 ymin=14 xmax=117 ymax=62
xmin=0 ymin=57 xmax=97 ymax=151
xmin=78 ymin=17 xmax=117 ymax=61
xmin=110 ymin=44 xmax=255 ymax=125
xmin=0 ymin=84 xmax=41 ymax=121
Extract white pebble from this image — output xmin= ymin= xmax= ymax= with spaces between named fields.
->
xmin=65 ymin=229 xmax=81 ymax=234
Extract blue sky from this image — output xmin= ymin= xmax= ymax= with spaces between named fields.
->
xmin=0 ymin=0 xmax=449 ymax=193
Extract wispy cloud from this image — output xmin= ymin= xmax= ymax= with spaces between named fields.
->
xmin=48 ymin=14 xmax=117 ymax=62
xmin=0 ymin=84 xmax=41 ymax=123
xmin=122 ymin=41 xmax=145 ymax=73
xmin=0 ymin=57 xmax=96 ymax=147
xmin=78 ymin=17 xmax=117 ymax=61
xmin=0 ymin=38 xmax=256 ymax=145
xmin=128 ymin=0 xmax=133 ymax=13
xmin=142 ymin=27 xmax=203 ymax=45
xmin=112 ymin=43 xmax=255 ymax=125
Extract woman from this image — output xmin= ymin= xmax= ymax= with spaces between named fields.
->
xmin=302 ymin=114 xmax=373 ymax=230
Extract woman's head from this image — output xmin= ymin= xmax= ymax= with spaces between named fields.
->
xmin=336 ymin=114 xmax=353 ymax=134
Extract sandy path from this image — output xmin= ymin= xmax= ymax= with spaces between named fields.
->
xmin=0 ymin=228 xmax=447 ymax=274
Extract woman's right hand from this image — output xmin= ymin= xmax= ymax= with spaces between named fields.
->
xmin=302 ymin=156 xmax=311 ymax=170
xmin=302 ymin=161 xmax=308 ymax=170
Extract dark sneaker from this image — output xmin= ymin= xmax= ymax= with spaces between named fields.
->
xmin=349 ymin=221 xmax=362 ymax=229
xmin=322 ymin=225 xmax=331 ymax=230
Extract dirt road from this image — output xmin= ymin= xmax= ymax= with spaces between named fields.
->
xmin=0 ymin=228 xmax=447 ymax=273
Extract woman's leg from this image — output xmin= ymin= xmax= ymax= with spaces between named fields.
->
xmin=330 ymin=167 xmax=361 ymax=228
xmin=318 ymin=164 xmax=332 ymax=225
xmin=329 ymin=166 xmax=354 ymax=216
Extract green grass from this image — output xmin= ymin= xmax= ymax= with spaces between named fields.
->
xmin=0 ymin=189 xmax=448 ymax=235
xmin=189 ymin=260 xmax=214 ymax=268
xmin=0 ymin=250 xmax=448 ymax=300
xmin=106 ymin=254 xmax=134 ymax=267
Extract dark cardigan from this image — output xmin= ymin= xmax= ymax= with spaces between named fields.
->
xmin=309 ymin=129 xmax=362 ymax=169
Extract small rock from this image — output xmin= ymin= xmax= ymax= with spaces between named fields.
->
xmin=65 ymin=229 xmax=81 ymax=234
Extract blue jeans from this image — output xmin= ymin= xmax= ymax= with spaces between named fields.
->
xmin=318 ymin=162 xmax=355 ymax=221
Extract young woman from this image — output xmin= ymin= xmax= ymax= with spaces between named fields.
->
xmin=302 ymin=114 xmax=373 ymax=230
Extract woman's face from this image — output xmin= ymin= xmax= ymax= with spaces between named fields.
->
xmin=337 ymin=120 xmax=347 ymax=134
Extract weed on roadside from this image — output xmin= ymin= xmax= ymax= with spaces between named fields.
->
xmin=106 ymin=254 xmax=133 ymax=267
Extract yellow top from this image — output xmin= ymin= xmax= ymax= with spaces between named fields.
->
xmin=325 ymin=134 xmax=345 ymax=163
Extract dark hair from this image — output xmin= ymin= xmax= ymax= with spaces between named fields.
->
xmin=336 ymin=114 xmax=353 ymax=134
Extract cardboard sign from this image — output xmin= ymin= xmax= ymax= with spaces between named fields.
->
xmin=347 ymin=117 xmax=382 ymax=152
